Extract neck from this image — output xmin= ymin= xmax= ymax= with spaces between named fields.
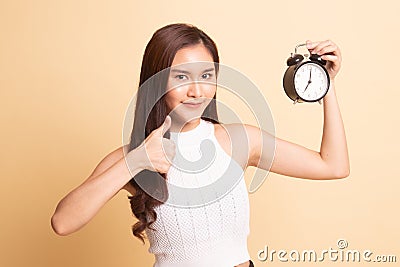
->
xmin=170 ymin=117 xmax=201 ymax=133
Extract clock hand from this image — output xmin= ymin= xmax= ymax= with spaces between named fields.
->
xmin=303 ymin=80 xmax=312 ymax=93
xmin=303 ymin=69 xmax=312 ymax=93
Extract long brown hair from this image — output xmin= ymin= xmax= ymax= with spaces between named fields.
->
xmin=127 ymin=23 xmax=220 ymax=243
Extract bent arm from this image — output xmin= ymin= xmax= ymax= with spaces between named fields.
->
xmin=50 ymin=147 xmax=144 ymax=236
xmin=248 ymin=40 xmax=349 ymax=180
xmin=264 ymin=82 xmax=350 ymax=180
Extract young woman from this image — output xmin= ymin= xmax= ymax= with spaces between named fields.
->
xmin=51 ymin=23 xmax=349 ymax=267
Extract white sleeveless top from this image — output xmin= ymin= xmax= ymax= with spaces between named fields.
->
xmin=145 ymin=119 xmax=250 ymax=267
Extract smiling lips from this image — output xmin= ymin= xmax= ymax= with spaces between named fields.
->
xmin=182 ymin=100 xmax=204 ymax=108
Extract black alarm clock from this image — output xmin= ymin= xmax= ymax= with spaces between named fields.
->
xmin=283 ymin=43 xmax=330 ymax=104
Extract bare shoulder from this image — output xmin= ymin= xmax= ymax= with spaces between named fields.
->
xmin=213 ymin=122 xmax=259 ymax=170
xmin=85 ymin=145 xmax=136 ymax=195
xmin=213 ymin=122 xmax=261 ymax=143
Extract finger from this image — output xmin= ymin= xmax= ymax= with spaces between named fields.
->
xmin=163 ymin=115 xmax=172 ymax=135
xmin=162 ymin=139 xmax=176 ymax=162
xmin=314 ymin=44 xmax=337 ymax=56
xmin=312 ymin=40 xmax=337 ymax=55
xmin=163 ymin=138 xmax=176 ymax=150
xmin=306 ymin=40 xmax=318 ymax=50
xmin=156 ymin=115 xmax=171 ymax=135
xmin=321 ymin=54 xmax=339 ymax=63
xmin=322 ymin=55 xmax=341 ymax=72
xmin=165 ymin=144 xmax=176 ymax=160
xmin=311 ymin=40 xmax=332 ymax=53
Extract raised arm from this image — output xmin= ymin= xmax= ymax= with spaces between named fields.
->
xmin=247 ymin=40 xmax=350 ymax=180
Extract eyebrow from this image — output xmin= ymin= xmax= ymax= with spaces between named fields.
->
xmin=170 ymin=68 xmax=215 ymax=74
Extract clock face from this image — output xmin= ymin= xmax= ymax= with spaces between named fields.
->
xmin=294 ymin=62 xmax=329 ymax=101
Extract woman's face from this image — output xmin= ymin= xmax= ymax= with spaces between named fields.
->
xmin=165 ymin=44 xmax=216 ymax=128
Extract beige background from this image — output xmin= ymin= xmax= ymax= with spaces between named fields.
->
xmin=1 ymin=0 xmax=399 ymax=266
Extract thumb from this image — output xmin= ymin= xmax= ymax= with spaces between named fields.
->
xmin=306 ymin=40 xmax=317 ymax=51
xmin=157 ymin=115 xmax=171 ymax=136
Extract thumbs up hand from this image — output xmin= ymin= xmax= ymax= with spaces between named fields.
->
xmin=137 ymin=116 xmax=176 ymax=174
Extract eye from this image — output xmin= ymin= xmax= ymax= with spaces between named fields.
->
xmin=175 ymin=74 xmax=188 ymax=80
xmin=201 ymin=73 xmax=213 ymax=79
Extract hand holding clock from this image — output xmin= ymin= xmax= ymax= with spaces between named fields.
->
xmin=283 ymin=40 xmax=342 ymax=103
xmin=306 ymin=39 xmax=342 ymax=80
xmin=275 ymin=38 xmax=350 ymax=181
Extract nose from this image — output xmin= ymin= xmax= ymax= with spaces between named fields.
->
xmin=187 ymin=81 xmax=203 ymax=98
